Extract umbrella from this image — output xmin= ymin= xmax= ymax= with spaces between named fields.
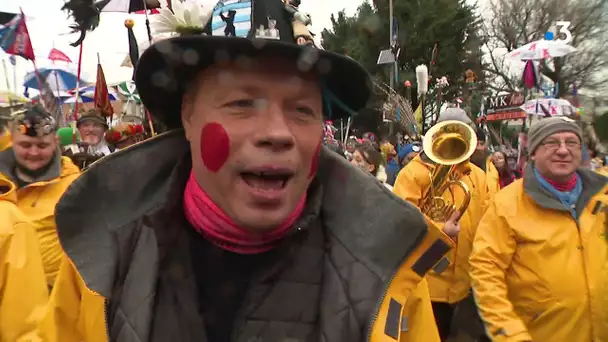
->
xmin=521 ymin=98 xmax=577 ymax=117
xmin=23 ymin=65 xmax=89 ymax=91
xmin=102 ymin=0 xmax=163 ymax=13
xmin=509 ymin=39 xmax=577 ymax=60
xmin=64 ymin=85 xmax=118 ymax=104
xmin=30 ymin=90 xmax=73 ymax=101
xmin=70 ymin=85 xmax=119 ymax=99
xmin=64 ymin=93 xmax=118 ymax=104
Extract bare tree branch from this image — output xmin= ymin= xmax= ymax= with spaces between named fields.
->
xmin=483 ymin=0 xmax=608 ymax=96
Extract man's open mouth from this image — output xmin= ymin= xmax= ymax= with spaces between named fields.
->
xmin=240 ymin=170 xmax=294 ymax=190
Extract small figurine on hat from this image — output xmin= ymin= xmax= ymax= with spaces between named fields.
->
xmin=282 ymin=0 xmax=314 ymax=45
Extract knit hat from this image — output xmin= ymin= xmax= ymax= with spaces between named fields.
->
xmin=436 ymin=107 xmax=473 ymax=125
xmin=527 ymin=116 xmax=583 ymax=154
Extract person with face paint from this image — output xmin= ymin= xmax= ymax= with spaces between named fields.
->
xmin=470 ymin=117 xmax=608 ymax=342
xmin=41 ymin=2 xmax=452 ymax=341
xmin=0 ymin=105 xmax=80 ymax=287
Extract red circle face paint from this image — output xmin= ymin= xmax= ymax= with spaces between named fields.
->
xmin=308 ymin=141 xmax=322 ymax=179
xmin=200 ymin=123 xmax=230 ymax=173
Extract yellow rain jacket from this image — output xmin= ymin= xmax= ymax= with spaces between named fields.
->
xmin=0 ymin=130 xmax=10 ymax=152
xmin=486 ymin=157 xmax=500 ymax=195
xmin=599 ymin=260 xmax=608 ymax=340
xmin=469 ymin=166 xmax=608 ymax=342
xmin=0 ymin=176 xmax=49 ymax=342
xmin=0 ymin=151 xmax=80 ymax=286
xmin=40 ymin=255 xmax=443 ymax=342
xmin=394 ymin=154 xmax=491 ymax=303
xmin=38 ymin=135 xmax=448 ymax=342
xmin=37 ymin=256 xmax=108 ymax=342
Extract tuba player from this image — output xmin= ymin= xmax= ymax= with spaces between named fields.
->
xmin=393 ymin=108 xmax=492 ymax=341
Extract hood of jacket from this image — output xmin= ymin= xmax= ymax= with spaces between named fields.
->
xmin=0 ymin=174 xmax=16 ymax=203
xmin=0 ymin=148 xmax=80 ymax=186
xmin=55 ymin=130 xmax=429 ymax=297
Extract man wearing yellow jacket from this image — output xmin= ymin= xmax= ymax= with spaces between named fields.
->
xmin=470 ymin=116 xmax=608 ymax=342
xmin=37 ymin=6 xmax=448 ymax=341
xmin=0 ymin=105 xmax=79 ymax=287
xmin=394 ymin=108 xmax=492 ymax=340
xmin=0 ymin=175 xmax=49 ymax=341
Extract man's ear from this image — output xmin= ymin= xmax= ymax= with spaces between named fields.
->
xmin=181 ymin=95 xmax=194 ymax=142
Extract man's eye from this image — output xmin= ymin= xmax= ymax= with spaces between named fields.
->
xmin=544 ymin=140 xmax=559 ymax=147
xmin=565 ymin=141 xmax=580 ymax=147
xmin=295 ymin=106 xmax=315 ymax=116
xmin=227 ymin=99 xmax=255 ymax=108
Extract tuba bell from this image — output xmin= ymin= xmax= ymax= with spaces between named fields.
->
xmin=420 ymin=120 xmax=478 ymax=222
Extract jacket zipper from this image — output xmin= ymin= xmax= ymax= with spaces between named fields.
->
xmin=365 ymin=262 xmax=401 ymax=341
xmin=575 ymin=219 xmax=596 ymax=341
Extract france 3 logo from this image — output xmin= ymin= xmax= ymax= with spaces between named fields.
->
xmin=545 ymin=21 xmax=572 ymax=44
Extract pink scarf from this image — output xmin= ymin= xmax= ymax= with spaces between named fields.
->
xmin=183 ymin=171 xmax=306 ymax=254
xmin=543 ymin=173 xmax=578 ymax=192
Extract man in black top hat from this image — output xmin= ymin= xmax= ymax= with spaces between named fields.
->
xmin=44 ymin=2 xmax=451 ymax=341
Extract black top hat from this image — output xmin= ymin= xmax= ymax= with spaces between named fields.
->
xmin=135 ymin=0 xmax=372 ymax=129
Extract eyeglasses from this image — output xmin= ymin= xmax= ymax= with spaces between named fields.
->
xmin=541 ymin=139 xmax=581 ymax=151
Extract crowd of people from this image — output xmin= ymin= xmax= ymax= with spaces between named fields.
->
xmin=0 ymin=1 xmax=607 ymax=341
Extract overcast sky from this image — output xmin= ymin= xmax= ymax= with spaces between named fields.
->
xmin=0 ymin=0 xmax=489 ymax=93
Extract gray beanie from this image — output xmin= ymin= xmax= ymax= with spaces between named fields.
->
xmin=436 ymin=107 xmax=473 ymax=125
xmin=527 ymin=116 xmax=583 ymax=154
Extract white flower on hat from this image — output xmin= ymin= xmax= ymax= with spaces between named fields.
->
xmin=152 ymin=0 xmax=215 ymax=36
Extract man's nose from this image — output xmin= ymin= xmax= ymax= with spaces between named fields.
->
xmin=555 ymin=143 xmax=571 ymax=156
xmin=28 ymin=147 xmax=40 ymax=156
xmin=254 ymin=103 xmax=295 ymax=151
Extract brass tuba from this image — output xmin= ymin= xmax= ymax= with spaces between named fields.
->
xmin=420 ymin=120 xmax=478 ymax=222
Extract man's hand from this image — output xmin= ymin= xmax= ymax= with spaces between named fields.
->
xmin=443 ymin=211 xmax=461 ymax=240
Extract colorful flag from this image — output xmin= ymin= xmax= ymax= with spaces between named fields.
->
xmin=0 ymin=11 xmax=35 ymax=61
xmin=48 ymin=48 xmax=72 ymax=63
xmin=93 ymin=63 xmax=114 ymax=118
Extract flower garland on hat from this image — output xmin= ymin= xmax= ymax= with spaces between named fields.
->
xmin=105 ymin=122 xmax=145 ymax=145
